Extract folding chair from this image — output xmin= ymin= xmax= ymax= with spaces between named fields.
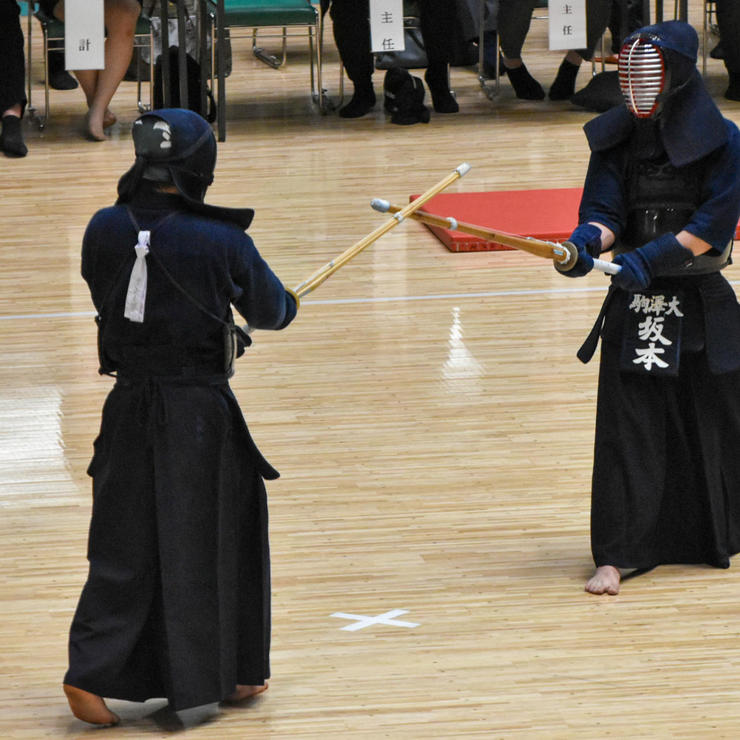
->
xmin=206 ymin=0 xmax=325 ymax=141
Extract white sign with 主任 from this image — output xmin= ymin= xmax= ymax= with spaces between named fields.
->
xmin=548 ymin=0 xmax=587 ymax=51
xmin=369 ymin=0 xmax=405 ymax=54
xmin=64 ymin=0 xmax=105 ymax=70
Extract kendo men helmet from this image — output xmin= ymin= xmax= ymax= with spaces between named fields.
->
xmin=618 ymin=20 xmax=698 ymax=119
xmin=117 ymin=108 xmax=254 ymax=228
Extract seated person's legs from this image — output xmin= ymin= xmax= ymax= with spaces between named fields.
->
xmin=330 ymin=0 xmax=376 ymax=118
xmin=607 ymin=0 xmax=645 ymax=53
xmin=457 ymin=0 xmax=498 ymax=76
xmin=549 ymin=0 xmax=611 ymax=100
xmin=0 ymin=0 xmax=28 ymax=157
xmin=717 ymin=0 xmax=740 ymax=100
xmin=419 ymin=0 xmax=458 ymax=112
xmin=498 ymin=0 xmax=544 ymax=99
xmin=48 ymin=0 xmax=140 ymax=139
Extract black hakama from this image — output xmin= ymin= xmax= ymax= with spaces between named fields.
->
xmin=64 ymin=380 xmax=275 ymax=710
xmin=591 ymin=338 xmax=740 ymax=570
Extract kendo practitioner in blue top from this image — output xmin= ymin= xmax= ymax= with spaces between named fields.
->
xmin=62 ymin=108 xmax=298 ymax=725
xmin=556 ymin=21 xmax=740 ymax=595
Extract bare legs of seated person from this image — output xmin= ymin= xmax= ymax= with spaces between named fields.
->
xmin=50 ymin=0 xmax=140 ymax=140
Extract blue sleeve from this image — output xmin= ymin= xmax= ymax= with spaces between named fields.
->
xmin=577 ymin=147 xmax=627 ymax=238
xmin=226 ymin=229 xmax=297 ymax=331
xmin=684 ymin=121 xmax=740 ymax=251
xmin=81 ymin=208 xmax=132 ymax=312
xmin=81 ymin=216 xmax=97 ymax=293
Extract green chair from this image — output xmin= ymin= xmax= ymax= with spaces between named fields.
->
xmin=29 ymin=8 xmax=153 ymax=129
xmin=207 ymin=0 xmax=325 ymax=140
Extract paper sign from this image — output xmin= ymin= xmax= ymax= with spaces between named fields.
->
xmin=370 ymin=0 xmax=405 ymax=54
xmin=548 ymin=0 xmax=587 ymax=51
xmin=64 ymin=0 xmax=105 ymax=70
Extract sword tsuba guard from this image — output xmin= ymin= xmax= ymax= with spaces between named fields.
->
xmin=554 ymin=241 xmax=580 ymax=273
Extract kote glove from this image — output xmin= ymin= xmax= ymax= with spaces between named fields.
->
xmin=611 ymin=233 xmax=694 ymax=292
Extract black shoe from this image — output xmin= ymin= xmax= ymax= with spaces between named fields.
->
xmin=49 ymin=68 xmax=78 ymax=90
xmin=1 ymin=115 xmax=28 ymax=157
xmin=710 ymin=42 xmax=725 ymax=60
xmin=339 ymin=88 xmax=376 ymax=118
xmin=424 ymin=69 xmax=459 ymax=113
xmin=549 ymin=59 xmax=580 ymax=100
xmin=725 ymin=73 xmax=740 ymax=101
xmin=48 ymin=49 xmax=78 ymax=90
xmin=506 ymin=63 xmax=545 ymax=100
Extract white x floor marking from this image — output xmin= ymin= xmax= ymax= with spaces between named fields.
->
xmin=330 ymin=609 xmax=420 ymax=631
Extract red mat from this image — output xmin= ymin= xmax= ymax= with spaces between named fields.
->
xmin=411 ymin=189 xmax=740 ymax=253
xmin=409 ymin=188 xmax=583 ymax=252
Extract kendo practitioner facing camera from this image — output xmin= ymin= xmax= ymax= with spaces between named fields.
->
xmin=63 ymin=108 xmax=298 ymax=725
xmin=556 ymin=22 xmax=740 ymax=596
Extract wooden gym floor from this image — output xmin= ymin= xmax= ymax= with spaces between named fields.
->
xmin=2 ymin=3 xmax=740 ymax=737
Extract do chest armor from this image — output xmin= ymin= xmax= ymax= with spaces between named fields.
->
xmin=614 ymin=154 xmax=731 ymax=275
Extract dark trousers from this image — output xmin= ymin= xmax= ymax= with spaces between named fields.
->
xmin=328 ymin=0 xmax=454 ymax=87
xmin=717 ymin=0 xmax=740 ymax=74
xmin=0 ymin=0 xmax=27 ymax=113
xmin=498 ymin=0 xmax=612 ymax=61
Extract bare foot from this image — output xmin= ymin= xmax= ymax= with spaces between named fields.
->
xmin=224 ymin=682 xmax=269 ymax=703
xmin=84 ymin=110 xmax=106 ymax=141
xmin=585 ymin=565 xmax=621 ymax=595
xmin=63 ymin=684 xmax=120 ymax=726
xmin=103 ymin=109 xmax=117 ymax=129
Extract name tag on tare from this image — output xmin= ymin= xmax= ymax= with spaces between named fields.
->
xmin=548 ymin=0 xmax=587 ymax=51
xmin=620 ymin=291 xmax=685 ymax=377
xmin=369 ymin=0 xmax=405 ymax=54
xmin=64 ymin=0 xmax=105 ymax=70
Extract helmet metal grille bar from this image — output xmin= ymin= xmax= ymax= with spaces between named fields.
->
xmin=619 ymin=38 xmax=666 ymax=118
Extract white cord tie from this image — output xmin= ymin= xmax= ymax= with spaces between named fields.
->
xmin=123 ymin=230 xmax=151 ymax=323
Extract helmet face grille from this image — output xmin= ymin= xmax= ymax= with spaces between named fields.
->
xmin=619 ymin=38 xmax=666 ymax=118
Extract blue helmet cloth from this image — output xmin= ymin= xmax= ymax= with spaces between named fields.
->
xmin=117 ymin=108 xmax=254 ymax=229
xmin=583 ymin=21 xmax=728 ymax=168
